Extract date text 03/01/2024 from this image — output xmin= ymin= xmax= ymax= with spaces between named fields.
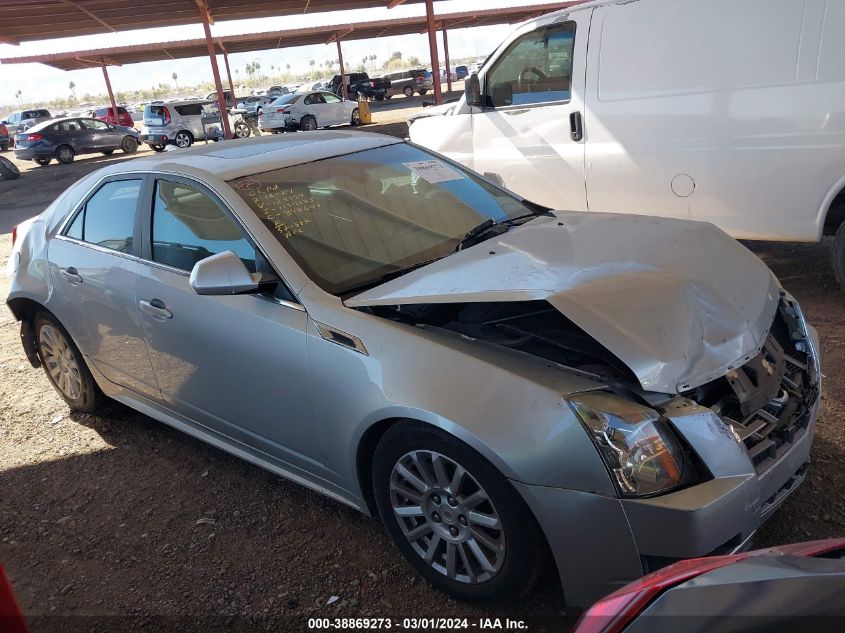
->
xmin=307 ymin=617 xmax=528 ymax=630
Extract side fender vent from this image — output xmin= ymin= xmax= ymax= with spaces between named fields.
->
xmin=314 ymin=321 xmax=368 ymax=356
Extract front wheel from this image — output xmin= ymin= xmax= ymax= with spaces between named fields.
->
xmin=373 ymin=423 xmax=546 ymax=603
xmin=234 ymin=121 xmax=251 ymax=138
xmin=33 ymin=312 xmax=104 ymax=413
xmin=351 ymin=108 xmax=361 ymax=126
xmin=122 ymin=136 xmax=138 ymax=154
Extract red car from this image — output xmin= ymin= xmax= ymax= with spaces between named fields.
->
xmin=91 ymin=105 xmax=133 ymax=127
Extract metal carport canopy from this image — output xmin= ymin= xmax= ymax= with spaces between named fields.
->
xmin=0 ymin=3 xmax=577 ymax=71
xmin=0 ymin=0 xmax=437 ymax=45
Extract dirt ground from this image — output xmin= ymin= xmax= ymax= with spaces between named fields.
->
xmin=0 ymin=101 xmax=843 ymax=632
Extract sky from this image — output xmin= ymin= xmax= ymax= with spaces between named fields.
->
xmin=0 ymin=0 xmax=550 ymax=108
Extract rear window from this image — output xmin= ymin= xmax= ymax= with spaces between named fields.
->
xmin=144 ymin=105 xmax=169 ymax=123
xmin=271 ymin=94 xmax=300 ymax=106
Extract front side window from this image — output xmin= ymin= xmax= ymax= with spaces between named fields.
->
xmin=486 ymin=22 xmax=575 ymax=107
xmin=151 ymin=180 xmax=258 ymax=272
xmin=64 ymin=179 xmax=141 ymax=252
xmin=81 ymin=119 xmax=109 ymax=130
xmin=228 ymin=144 xmax=533 ymax=295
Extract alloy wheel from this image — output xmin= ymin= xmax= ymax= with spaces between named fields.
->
xmin=39 ymin=324 xmax=82 ymax=400
xmin=57 ymin=146 xmax=73 ymax=163
xmin=175 ymin=132 xmax=191 ymax=148
xmin=234 ymin=123 xmax=250 ymax=138
xmin=351 ymin=108 xmax=361 ymax=126
xmin=389 ymin=450 xmax=506 ymax=584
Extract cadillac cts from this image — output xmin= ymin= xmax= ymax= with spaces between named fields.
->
xmin=6 ymin=132 xmax=821 ymax=607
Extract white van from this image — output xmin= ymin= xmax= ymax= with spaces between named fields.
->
xmin=408 ymin=0 xmax=845 ymax=284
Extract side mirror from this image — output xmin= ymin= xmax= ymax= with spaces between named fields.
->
xmin=491 ymin=82 xmax=513 ymax=107
xmin=464 ymin=74 xmax=481 ymax=107
xmin=189 ymin=250 xmax=262 ymax=296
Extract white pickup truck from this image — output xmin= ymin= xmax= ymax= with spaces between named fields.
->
xmin=409 ymin=0 xmax=845 ymax=285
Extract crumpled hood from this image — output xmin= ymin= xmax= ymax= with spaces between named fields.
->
xmin=346 ymin=212 xmax=781 ymax=394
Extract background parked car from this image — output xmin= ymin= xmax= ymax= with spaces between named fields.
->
xmin=235 ymin=95 xmax=274 ymax=115
xmin=383 ymin=69 xmax=433 ymax=98
xmin=0 ymin=122 xmax=10 ymax=151
xmin=91 ymin=105 xmax=134 ymax=128
xmin=328 ymin=72 xmax=390 ymax=100
xmin=142 ymin=100 xmax=248 ymax=150
xmin=13 ymin=117 xmax=139 ymax=165
xmin=574 ymin=537 xmax=845 ymax=633
xmin=205 ymin=90 xmax=236 ymax=108
xmin=2 ymin=109 xmax=52 ymax=143
xmin=454 ymin=65 xmax=469 ymax=80
xmin=258 ymin=91 xmax=360 ymax=132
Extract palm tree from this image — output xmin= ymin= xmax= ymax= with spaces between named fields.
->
xmin=69 ymin=81 xmax=77 ymax=101
xmin=270 ymin=64 xmax=275 ymax=80
xmin=172 ymin=72 xmax=179 ymax=91
xmin=15 ymin=90 xmax=22 ymax=103
xmin=286 ymin=63 xmax=290 ymax=72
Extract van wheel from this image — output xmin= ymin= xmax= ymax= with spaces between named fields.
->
xmin=122 ymin=136 xmax=138 ymax=154
xmin=174 ymin=131 xmax=193 ymax=148
xmin=404 ymin=86 xmax=413 ymax=98
xmin=33 ymin=312 xmax=105 ymax=413
xmin=56 ymin=145 xmax=75 ymax=164
xmin=831 ymin=221 xmax=845 ymax=290
xmin=300 ymin=116 xmax=318 ymax=132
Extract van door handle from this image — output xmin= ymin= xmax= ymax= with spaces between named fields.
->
xmin=60 ymin=266 xmax=82 ymax=284
xmin=569 ymin=111 xmax=583 ymax=142
xmin=139 ymin=298 xmax=173 ymax=320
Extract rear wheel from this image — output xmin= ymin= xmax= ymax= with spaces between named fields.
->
xmin=33 ymin=312 xmax=105 ymax=413
xmin=0 ymin=155 xmax=20 ymax=180
xmin=121 ymin=136 xmax=138 ymax=154
xmin=101 ymin=149 xmax=114 ymax=155
xmin=404 ymin=86 xmax=414 ymax=98
xmin=300 ymin=115 xmax=318 ymax=132
xmin=149 ymin=144 xmax=165 ymax=152
xmin=419 ymin=89 xmax=428 ymax=96
xmin=375 ymin=93 xmax=385 ymax=101
xmin=174 ymin=131 xmax=193 ymax=148
xmin=35 ymin=158 xmax=51 ymax=167
xmin=56 ymin=145 xmax=74 ymax=164
xmin=373 ymin=423 xmax=546 ymax=603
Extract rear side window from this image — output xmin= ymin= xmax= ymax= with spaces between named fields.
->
xmin=65 ymin=179 xmax=141 ymax=253
xmin=175 ymin=103 xmax=203 ymax=116
xmin=151 ymin=180 xmax=258 ymax=272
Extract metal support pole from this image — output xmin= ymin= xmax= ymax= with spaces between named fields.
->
xmin=425 ymin=0 xmax=442 ymax=104
xmin=442 ymin=26 xmax=452 ymax=94
xmin=336 ymin=37 xmax=347 ymax=100
xmin=199 ymin=8 xmax=232 ymax=139
xmin=223 ymin=49 xmax=236 ymax=103
xmin=100 ymin=60 xmax=119 ymax=123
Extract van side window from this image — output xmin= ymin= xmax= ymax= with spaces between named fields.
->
xmin=486 ymin=22 xmax=575 ymax=107
xmin=175 ymin=104 xmax=203 ymax=116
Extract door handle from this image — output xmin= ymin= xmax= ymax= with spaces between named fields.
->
xmin=60 ymin=266 xmax=82 ymax=284
xmin=569 ymin=111 xmax=583 ymax=142
xmin=139 ymin=298 xmax=173 ymax=319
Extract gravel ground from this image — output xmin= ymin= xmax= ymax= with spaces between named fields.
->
xmin=0 ymin=109 xmax=843 ymax=632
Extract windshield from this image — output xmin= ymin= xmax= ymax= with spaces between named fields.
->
xmin=228 ymin=143 xmax=534 ymax=295
xmin=271 ymin=94 xmax=300 ymax=106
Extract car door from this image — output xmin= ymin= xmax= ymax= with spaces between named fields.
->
xmin=134 ymin=175 xmax=314 ymax=470
xmin=80 ymin=119 xmax=112 ymax=150
xmin=470 ymin=17 xmax=589 ymax=211
xmin=321 ymin=92 xmax=345 ymax=125
xmin=48 ymin=176 xmax=161 ymax=399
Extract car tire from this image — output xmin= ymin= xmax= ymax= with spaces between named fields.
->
xmin=375 ymin=93 xmax=385 ymax=101
xmin=0 ymin=155 xmax=20 ymax=180
xmin=385 ymin=94 xmax=393 ymax=100
xmin=419 ymin=89 xmax=428 ymax=96
xmin=0 ymin=143 xmax=8 ymax=151
xmin=174 ymin=131 xmax=193 ymax=148
xmin=234 ymin=121 xmax=251 ymax=138
xmin=150 ymin=144 xmax=165 ymax=152
xmin=373 ymin=422 xmax=547 ymax=604
xmin=55 ymin=145 xmax=74 ymax=164
xmin=351 ymin=108 xmax=361 ymax=126
xmin=101 ymin=149 xmax=115 ymax=155
xmin=121 ymin=136 xmax=138 ymax=154
xmin=300 ymin=116 xmax=318 ymax=132
xmin=831 ymin=219 xmax=845 ymax=290
xmin=35 ymin=158 xmax=51 ymax=167
xmin=404 ymin=86 xmax=414 ymax=98
xmin=33 ymin=312 xmax=105 ymax=413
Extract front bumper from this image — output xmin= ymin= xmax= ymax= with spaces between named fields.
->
xmin=515 ymin=298 xmax=821 ymax=608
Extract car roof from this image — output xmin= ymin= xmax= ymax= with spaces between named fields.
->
xmin=97 ymin=131 xmax=403 ymax=181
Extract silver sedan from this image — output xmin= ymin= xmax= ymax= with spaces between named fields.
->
xmin=6 ymin=132 xmax=821 ymax=607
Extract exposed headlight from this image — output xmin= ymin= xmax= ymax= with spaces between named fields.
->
xmin=567 ymin=392 xmax=686 ymax=497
